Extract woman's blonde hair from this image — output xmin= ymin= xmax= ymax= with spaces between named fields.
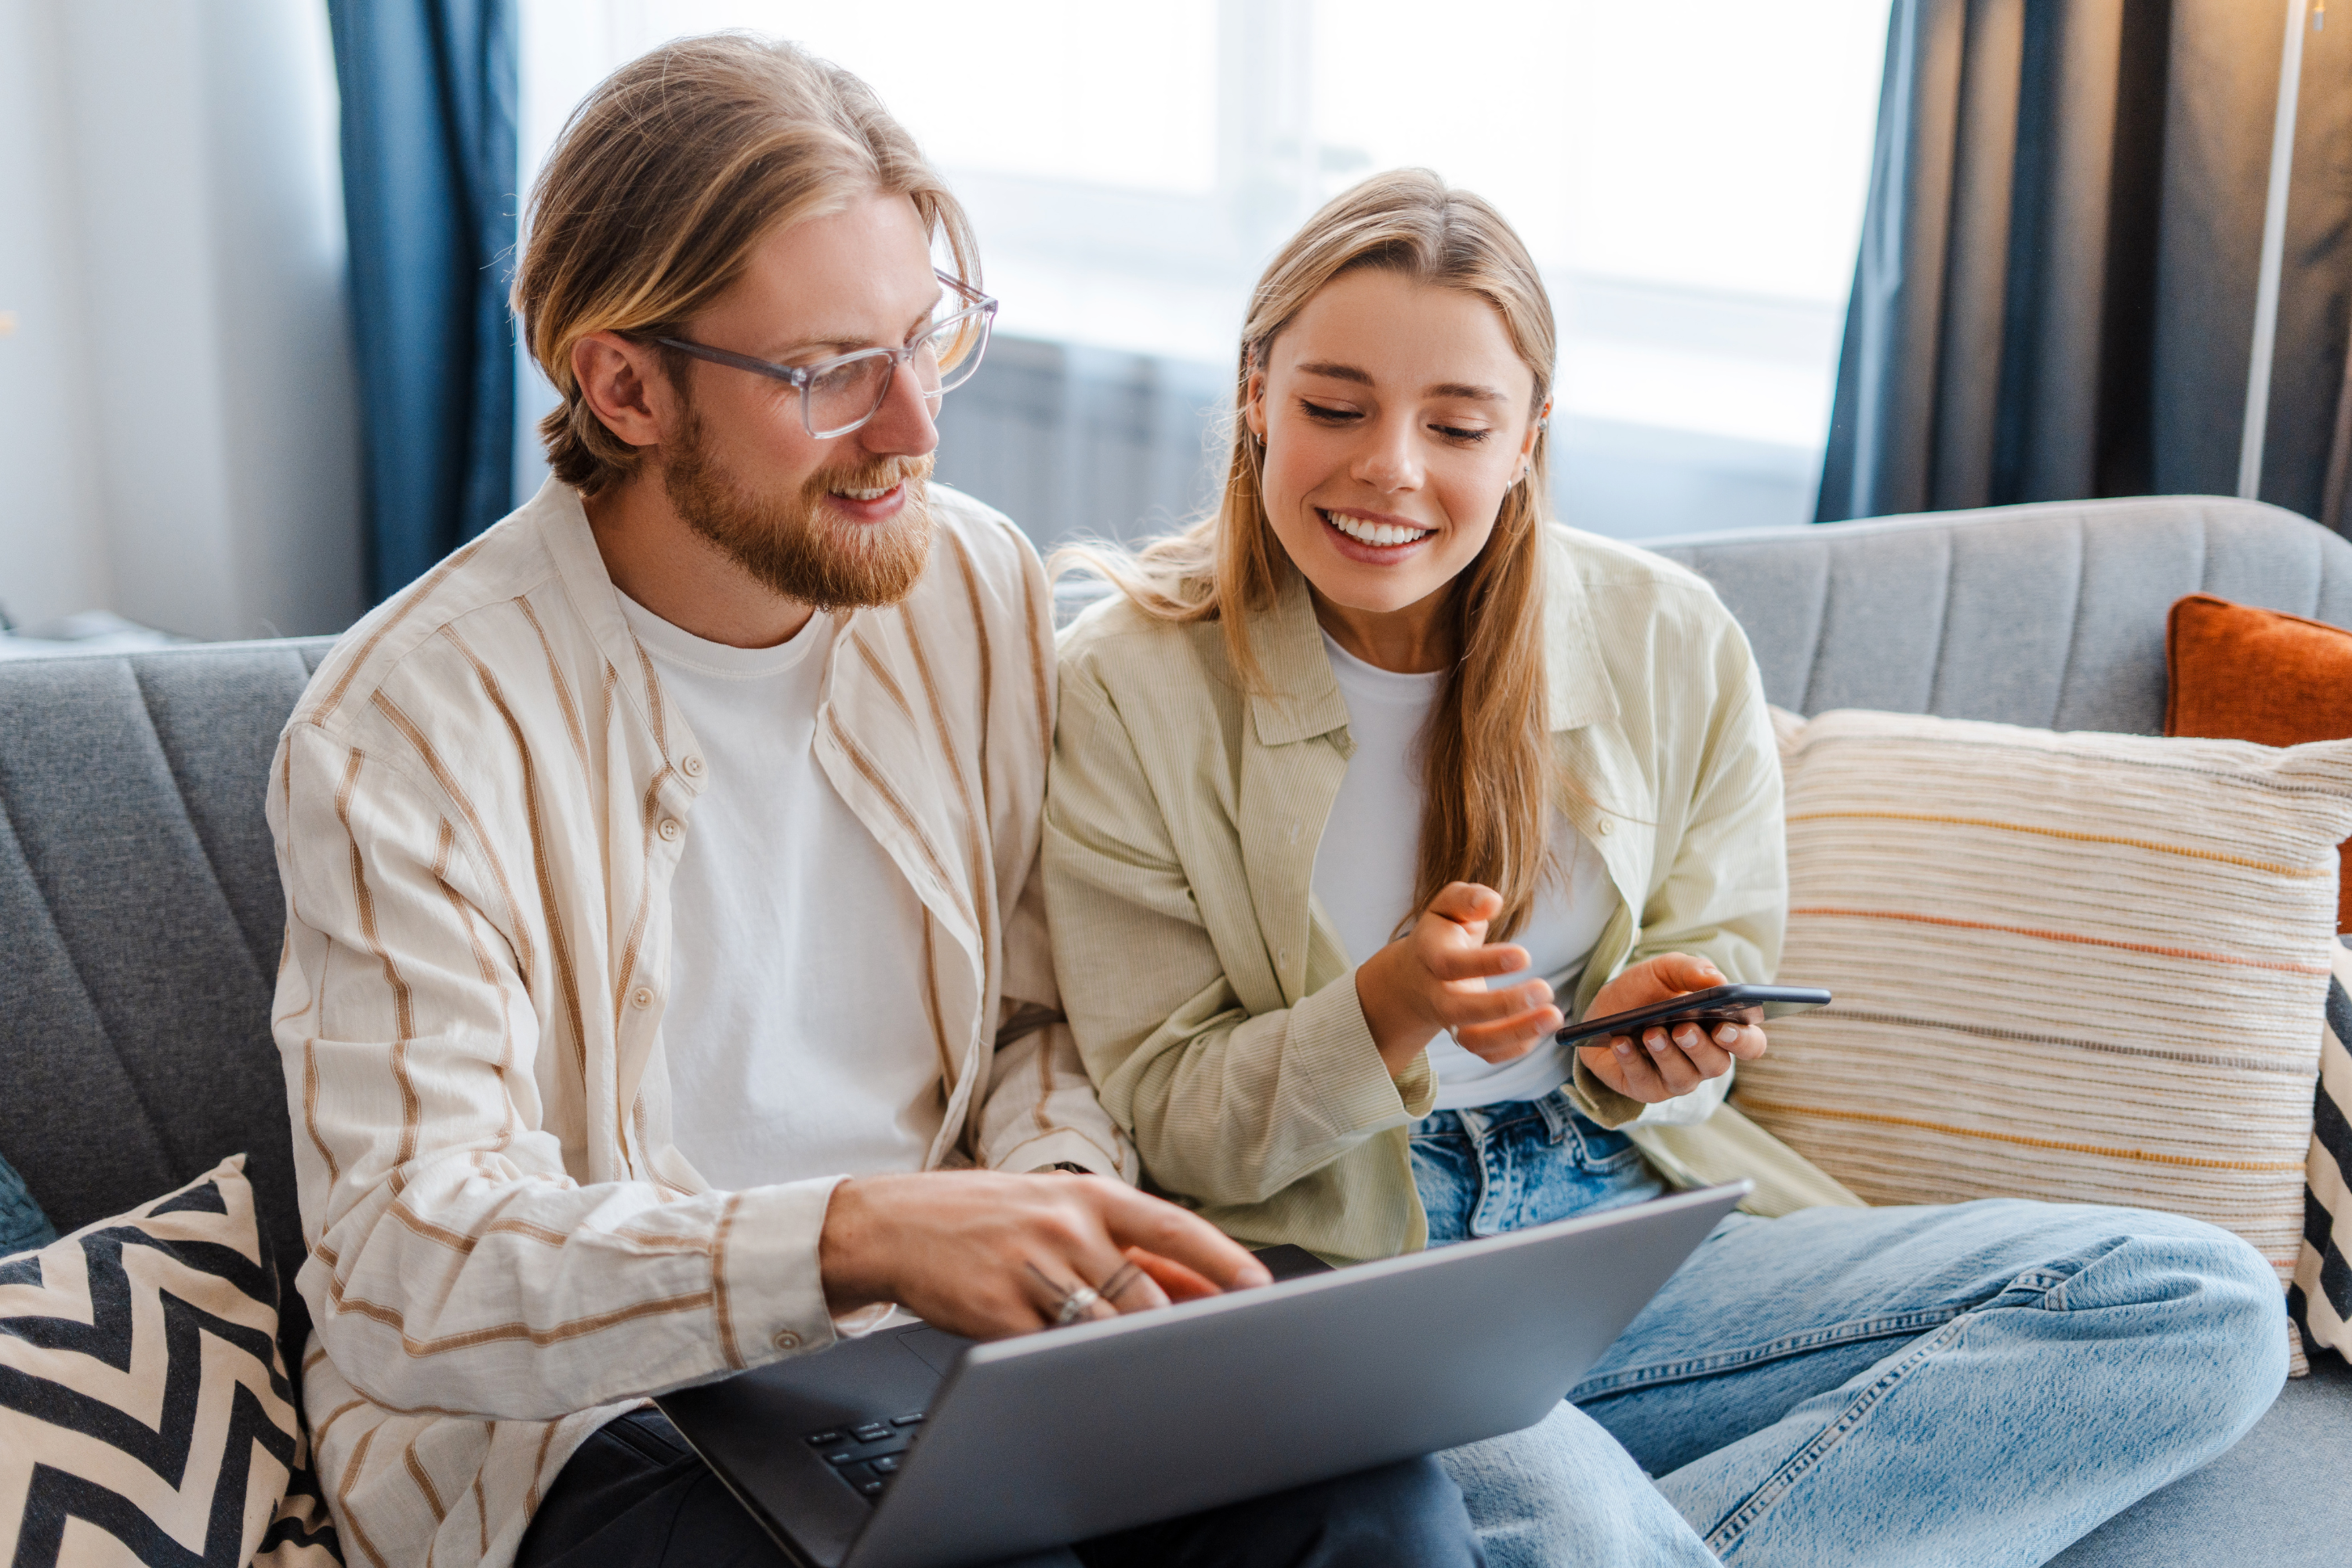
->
xmin=513 ymin=33 xmax=978 ymax=495
xmin=1069 ymin=169 xmax=1562 ymax=938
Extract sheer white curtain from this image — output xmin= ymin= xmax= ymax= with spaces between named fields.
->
xmin=515 ymin=0 xmax=1887 ymax=544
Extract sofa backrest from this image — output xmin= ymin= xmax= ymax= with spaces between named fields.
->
xmin=0 ymin=638 xmax=333 ymax=1371
xmin=1647 ymin=495 xmax=2352 ymax=735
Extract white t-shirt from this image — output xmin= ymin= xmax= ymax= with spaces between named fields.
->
xmin=1309 ymin=633 xmax=1616 ymax=1111
xmin=618 ymin=594 xmax=946 ymax=1191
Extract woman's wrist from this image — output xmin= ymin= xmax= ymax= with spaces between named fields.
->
xmin=1353 ymin=946 xmax=1436 ymax=1076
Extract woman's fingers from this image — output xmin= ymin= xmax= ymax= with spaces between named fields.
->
xmin=1433 ymin=978 xmax=1552 ymax=1025
xmin=1425 ymin=942 xmax=1533 ymax=984
xmin=1452 ymin=1004 xmax=1564 ymax=1062
xmin=1721 ymin=1023 xmax=1770 ymax=1061
xmin=1425 ymin=881 xmax=1504 ymax=927
xmin=1668 ymin=1024 xmax=1734 ymax=1079
xmin=1638 ymin=1028 xmax=1704 ymax=1095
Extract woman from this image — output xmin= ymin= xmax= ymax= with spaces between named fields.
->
xmin=1043 ymin=170 xmax=2283 ymax=1567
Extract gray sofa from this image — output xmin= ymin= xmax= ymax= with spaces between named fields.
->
xmin=0 ymin=492 xmax=2343 ymax=1564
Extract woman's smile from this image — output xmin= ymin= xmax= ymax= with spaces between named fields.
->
xmin=1319 ymin=506 xmax=1438 ymax=560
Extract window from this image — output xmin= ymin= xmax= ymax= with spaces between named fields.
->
xmin=517 ymin=1 xmax=1888 ymax=540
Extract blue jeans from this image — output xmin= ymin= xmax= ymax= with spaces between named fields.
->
xmin=1412 ymin=1091 xmax=2288 ymax=1567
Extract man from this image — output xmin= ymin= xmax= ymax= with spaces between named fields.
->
xmin=269 ymin=35 xmax=1481 ymax=1568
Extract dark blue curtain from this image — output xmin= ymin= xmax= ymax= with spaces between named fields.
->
xmin=328 ymin=0 xmax=520 ymax=601
xmin=1818 ymin=0 xmax=2352 ymax=530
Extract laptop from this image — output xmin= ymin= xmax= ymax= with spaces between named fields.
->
xmin=658 ymin=1181 xmax=1749 ymax=1568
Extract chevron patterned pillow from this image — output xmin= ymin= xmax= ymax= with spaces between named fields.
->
xmin=2295 ymin=940 xmax=2352 ymax=1362
xmin=0 ymin=1155 xmax=340 ymax=1566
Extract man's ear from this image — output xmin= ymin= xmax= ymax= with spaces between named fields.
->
xmin=572 ymin=332 xmax=676 ymax=451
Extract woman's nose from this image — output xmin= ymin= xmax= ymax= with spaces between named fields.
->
xmin=1353 ymin=417 xmax=1421 ymax=492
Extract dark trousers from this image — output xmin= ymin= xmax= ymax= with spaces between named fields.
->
xmin=517 ymin=1409 xmax=1483 ymax=1568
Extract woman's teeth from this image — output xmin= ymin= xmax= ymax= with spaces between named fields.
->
xmin=1323 ymin=510 xmax=1431 ymax=547
xmin=837 ymin=484 xmax=898 ymax=501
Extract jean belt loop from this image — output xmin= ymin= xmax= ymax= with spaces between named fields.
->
xmin=1534 ymin=1085 xmax=1575 ymax=1145
xmin=1454 ymin=1104 xmax=1491 ymax=1146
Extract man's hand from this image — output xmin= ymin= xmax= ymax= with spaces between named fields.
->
xmin=1577 ymin=952 xmax=1768 ymax=1104
xmin=1355 ymin=882 xmax=1564 ymax=1076
xmin=818 ymin=1170 xmax=1272 ymax=1337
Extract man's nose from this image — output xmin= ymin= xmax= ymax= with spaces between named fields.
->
xmin=859 ymin=358 xmax=941 ymax=462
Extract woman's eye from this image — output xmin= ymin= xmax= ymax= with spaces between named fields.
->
xmin=1433 ymin=424 xmax=1491 ymax=444
xmin=1300 ymin=400 xmax=1361 ymax=423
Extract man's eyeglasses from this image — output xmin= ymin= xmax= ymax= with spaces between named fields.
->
xmin=653 ymin=270 xmax=997 ymax=440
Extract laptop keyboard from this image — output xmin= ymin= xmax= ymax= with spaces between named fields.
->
xmin=804 ymin=1412 xmax=924 ymax=1501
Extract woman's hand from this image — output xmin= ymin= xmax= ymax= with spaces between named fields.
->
xmin=1577 ymin=953 xmax=1768 ymax=1104
xmin=1355 ymin=881 xmax=1564 ymax=1077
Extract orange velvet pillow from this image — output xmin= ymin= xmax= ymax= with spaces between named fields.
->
xmin=2165 ymin=592 xmax=2352 ymax=930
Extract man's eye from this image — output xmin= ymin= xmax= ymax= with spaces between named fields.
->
xmin=1301 ymin=401 xmax=1361 ymax=423
xmin=1434 ymin=424 xmax=1491 ymax=444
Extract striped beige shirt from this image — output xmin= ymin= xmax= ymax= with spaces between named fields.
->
xmin=270 ymin=480 xmax=1131 ymax=1568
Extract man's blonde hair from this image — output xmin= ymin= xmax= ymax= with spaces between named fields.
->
xmin=513 ymin=33 xmax=978 ymax=495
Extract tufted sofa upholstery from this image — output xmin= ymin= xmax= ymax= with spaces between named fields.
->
xmin=0 ymin=493 xmax=2343 ymax=1563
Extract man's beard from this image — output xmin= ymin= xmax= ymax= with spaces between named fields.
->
xmin=660 ymin=409 xmax=935 ymax=611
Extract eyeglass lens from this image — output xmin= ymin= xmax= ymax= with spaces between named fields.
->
xmin=807 ymin=307 xmax=993 ymax=438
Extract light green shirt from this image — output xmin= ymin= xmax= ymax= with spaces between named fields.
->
xmin=1044 ymin=524 xmax=1859 ymax=1263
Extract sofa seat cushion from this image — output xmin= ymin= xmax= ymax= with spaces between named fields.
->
xmin=1733 ymin=708 xmax=2352 ymax=1372
xmin=0 ymin=1155 xmax=338 ymax=1565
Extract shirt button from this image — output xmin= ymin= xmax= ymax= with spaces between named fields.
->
xmin=773 ymin=1328 xmax=801 ymax=1352
xmin=658 ymin=818 xmax=682 ymax=841
xmin=681 ymin=755 xmax=706 ymax=779
xmin=1598 ymin=819 xmax=1614 ymax=836
xmin=631 ymin=986 xmax=655 ymax=1010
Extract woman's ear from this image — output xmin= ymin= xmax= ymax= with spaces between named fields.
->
xmin=1516 ymin=398 xmax=1551 ymax=481
xmin=1243 ymin=367 xmax=1269 ymax=442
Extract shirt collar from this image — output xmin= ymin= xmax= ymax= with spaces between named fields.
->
xmin=1245 ymin=528 xmax=1621 ymax=746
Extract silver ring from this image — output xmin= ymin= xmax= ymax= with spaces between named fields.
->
xmin=1052 ymin=1286 xmax=1102 ymax=1326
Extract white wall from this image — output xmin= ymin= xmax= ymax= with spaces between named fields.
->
xmin=0 ymin=0 xmax=362 ymax=641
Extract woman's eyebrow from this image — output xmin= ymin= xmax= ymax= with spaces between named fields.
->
xmin=1426 ymin=382 xmax=1507 ymax=402
xmin=1294 ymin=360 xmax=1374 ymax=385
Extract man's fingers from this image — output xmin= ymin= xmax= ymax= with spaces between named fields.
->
xmin=1120 ymin=1247 xmax=1219 ymax=1305
xmin=1723 ymin=1024 xmax=1770 ymax=1061
xmin=1096 ymin=1182 xmax=1271 ymax=1291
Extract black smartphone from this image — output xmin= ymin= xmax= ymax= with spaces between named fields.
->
xmin=1555 ymin=983 xmax=1831 ymax=1047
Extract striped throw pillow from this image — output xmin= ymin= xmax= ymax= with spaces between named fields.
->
xmin=2297 ymin=940 xmax=2352 ymax=1359
xmin=0 ymin=1155 xmax=340 ymax=1565
xmin=1735 ymin=710 xmax=2352 ymax=1374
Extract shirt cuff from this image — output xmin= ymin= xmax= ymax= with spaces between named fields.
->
xmin=1289 ymin=970 xmax=1432 ymax=1133
xmin=1565 ymin=1055 xmax=1646 ymax=1130
xmin=713 ymin=1176 xmax=848 ymax=1369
